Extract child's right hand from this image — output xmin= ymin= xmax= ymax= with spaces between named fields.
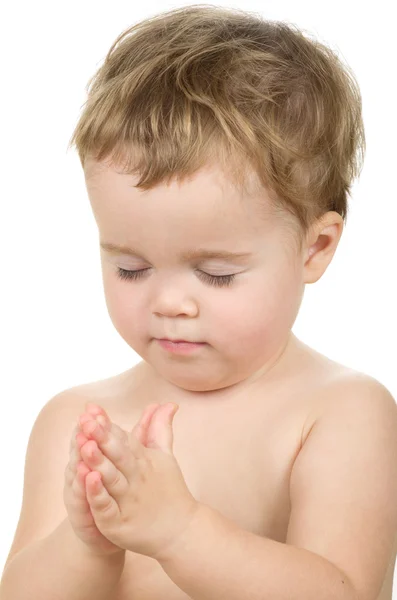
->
xmin=63 ymin=410 xmax=124 ymax=557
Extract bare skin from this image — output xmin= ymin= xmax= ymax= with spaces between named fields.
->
xmin=64 ymin=335 xmax=396 ymax=600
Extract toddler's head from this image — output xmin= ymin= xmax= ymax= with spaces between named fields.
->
xmin=68 ymin=5 xmax=365 ymax=394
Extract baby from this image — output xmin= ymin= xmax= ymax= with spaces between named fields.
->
xmin=1 ymin=5 xmax=396 ymax=600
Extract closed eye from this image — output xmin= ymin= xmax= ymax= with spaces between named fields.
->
xmin=116 ymin=267 xmax=236 ymax=288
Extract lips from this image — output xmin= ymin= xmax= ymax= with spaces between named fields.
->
xmin=161 ymin=338 xmax=195 ymax=343
xmin=157 ymin=339 xmax=206 ymax=353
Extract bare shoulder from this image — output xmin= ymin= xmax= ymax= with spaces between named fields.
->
xmin=287 ymin=355 xmax=397 ymax=600
xmin=310 ymin=342 xmax=396 ymax=406
xmin=2 ymin=368 xmax=139 ymax=569
xmin=321 ymin=368 xmax=396 ymax=423
xmin=305 ymin=369 xmax=395 ymax=444
xmin=295 ymin=340 xmax=396 ymax=443
xmin=63 ymin=367 xmax=135 ymax=401
xmin=60 ymin=365 xmax=140 ymax=414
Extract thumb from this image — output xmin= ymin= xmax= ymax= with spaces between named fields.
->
xmin=131 ymin=403 xmax=160 ymax=446
xmin=145 ymin=403 xmax=179 ymax=453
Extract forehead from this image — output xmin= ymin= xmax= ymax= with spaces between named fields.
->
xmin=84 ymin=159 xmax=274 ymax=233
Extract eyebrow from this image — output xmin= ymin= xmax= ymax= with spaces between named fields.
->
xmin=100 ymin=242 xmax=253 ymax=261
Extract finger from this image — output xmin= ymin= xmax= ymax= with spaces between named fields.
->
xmin=84 ymin=405 xmax=124 ymax=442
xmin=85 ymin=402 xmax=112 ymax=429
xmin=99 ymin=419 xmax=127 ymax=442
xmin=79 ymin=413 xmax=95 ymax=428
xmin=72 ymin=461 xmax=91 ymax=501
xmin=81 ymin=419 xmax=107 ymax=444
xmin=67 ymin=426 xmax=89 ymax=478
xmin=80 ymin=437 xmax=128 ymax=497
xmin=81 ymin=419 xmax=141 ymax=481
xmin=85 ymin=402 xmax=105 ymax=416
xmin=69 ymin=424 xmax=81 ymax=453
xmin=85 ymin=470 xmax=121 ymax=521
xmin=132 ymin=403 xmax=161 ymax=446
xmin=145 ymin=403 xmax=178 ymax=452
xmin=65 ymin=431 xmax=97 ymax=529
xmin=64 ymin=454 xmax=90 ymax=514
xmin=79 ymin=412 xmax=126 ymax=443
xmin=69 ymin=462 xmax=97 ymax=529
xmin=95 ymin=414 xmax=109 ymax=431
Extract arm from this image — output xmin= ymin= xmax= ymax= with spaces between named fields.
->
xmin=0 ymin=517 xmax=125 ymax=600
xmin=156 ymin=502 xmax=356 ymax=600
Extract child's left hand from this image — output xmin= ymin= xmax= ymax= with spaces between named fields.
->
xmin=78 ymin=401 xmax=200 ymax=560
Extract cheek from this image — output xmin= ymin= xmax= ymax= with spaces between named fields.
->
xmin=102 ymin=261 xmax=302 ymax=352
xmin=102 ymin=273 xmax=122 ymax=316
xmin=102 ymin=275 xmax=144 ymax=337
xmin=212 ymin=268 xmax=302 ymax=347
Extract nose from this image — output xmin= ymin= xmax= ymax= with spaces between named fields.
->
xmin=151 ymin=281 xmax=199 ymax=318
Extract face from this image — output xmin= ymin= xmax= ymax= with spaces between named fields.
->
xmin=84 ymin=158 xmax=306 ymax=395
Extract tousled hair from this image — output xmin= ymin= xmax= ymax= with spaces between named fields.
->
xmin=67 ymin=4 xmax=365 ymax=250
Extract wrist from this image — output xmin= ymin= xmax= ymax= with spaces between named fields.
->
xmin=62 ymin=518 xmax=126 ymax=563
xmin=154 ymin=500 xmax=207 ymax=564
xmin=83 ymin=544 xmax=126 ymax=561
xmin=77 ymin=537 xmax=126 ymax=564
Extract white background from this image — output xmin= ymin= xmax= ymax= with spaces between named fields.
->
xmin=1 ymin=0 xmax=396 ymax=595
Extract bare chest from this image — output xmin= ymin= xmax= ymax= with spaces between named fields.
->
xmin=105 ymin=376 xmax=315 ymax=599
xmin=79 ymin=347 xmax=394 ymax=600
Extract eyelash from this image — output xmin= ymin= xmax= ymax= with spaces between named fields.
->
xmin=116 ymin=267 xmax=236 ymax=288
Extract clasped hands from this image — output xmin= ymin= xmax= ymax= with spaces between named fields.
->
xmin=76 ymin=400 xmax=200 ymax=561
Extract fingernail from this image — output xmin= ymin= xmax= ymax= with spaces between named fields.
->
xmin=79 ymin=414 xmax=91 ymax=427
xmin=87 ymin=445 xmax=97 ymax=459
xmin=86 ymin=402 xmax=102 ymax=416
xmin=82 ymin=420 xmax=95 ymax=436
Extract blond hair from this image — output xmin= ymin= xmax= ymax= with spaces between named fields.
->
xmin=68 ymin=4 xmax=365 ymax=250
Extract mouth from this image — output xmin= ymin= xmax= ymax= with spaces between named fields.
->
xmin=156 ymin=338 xmax=206 ymax=354
xmin=159 ymin=338 xmax=203 ymax=343
xmin=161 ymin=339 xmax=196 ymax=343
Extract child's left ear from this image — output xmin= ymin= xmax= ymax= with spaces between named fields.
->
xmin=303 ymin=211 xmax=344 ymax=284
